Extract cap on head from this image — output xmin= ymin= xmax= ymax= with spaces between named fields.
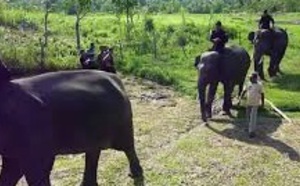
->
xmin=263 ymin=9 xmax=268 ymax=14
xmin=216 ymin=21 xmax=222 ymax=26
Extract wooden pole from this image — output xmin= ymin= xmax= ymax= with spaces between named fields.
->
xmin=265 ymin=99 xmax=292 ymax=123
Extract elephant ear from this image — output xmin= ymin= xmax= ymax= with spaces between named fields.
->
xmin=194 ymin=55 xmax=201 ymax=68
xmin=248 ymin=31 xmax=255 ymax=42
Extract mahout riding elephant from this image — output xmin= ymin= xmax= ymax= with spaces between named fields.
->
xmin=195 ymin=46 xmax=251 ymax=122
xmin=0 ymin=67 xmax=143 ymax=185
xmin=248 ymin=27 xmax=288 ymax=80
xmin=97 ymin=46 xmax=116 ymax=74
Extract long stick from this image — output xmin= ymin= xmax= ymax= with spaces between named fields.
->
xmin=265 ymin=99 xmax=292 ymax=123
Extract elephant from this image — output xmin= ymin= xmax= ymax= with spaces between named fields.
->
xmin=0 ymin=68 xmax=143 ymax=185
xmin=248 ymin=27 xmax=288 ymax=80
xmin=194 ymin=46 xmax=251 ymax=122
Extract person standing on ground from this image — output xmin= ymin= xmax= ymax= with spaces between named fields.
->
xmin=240 ymin=72 xmax=265 ymax=138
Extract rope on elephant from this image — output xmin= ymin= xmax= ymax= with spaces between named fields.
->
xmin=265 ymin=99 xmax=292 ymax=123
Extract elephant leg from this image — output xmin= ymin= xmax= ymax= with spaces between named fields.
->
xmin=206 ymin=82 xmax=218 ymax=119
xmin=198 ymin=82 xmax=208 ymax=122
xmin=254 ymin=52 xmax=265 ymax=80
xmin=275 ymin=50 xmax=286 ymax=75
xmin=23 ymin=154 xmax=54 ymax=186
xmin=223 ymin=82 xmax=234 ymax=115
xmin=0 ymin=157 xmax=23 ymax=186
xmin=81 ymin=149 xmax=101 ymax=186
xmin=269 ymin=54 xmax=278 ymax=77
xmin=124 ymin=148 xmax=143 ymax=178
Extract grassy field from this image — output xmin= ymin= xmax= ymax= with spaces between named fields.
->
xmin=0 ymin=9 xmax=300 ymax=116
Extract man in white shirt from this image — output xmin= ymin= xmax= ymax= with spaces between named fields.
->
xmin=240 ymin=72 xmax=265 ymax=138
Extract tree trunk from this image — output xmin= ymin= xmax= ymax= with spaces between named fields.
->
xmin=40 ymin=38 xmax=45 ymax=71
xmin=75 ymin=14 xmax=81 ymax=53
xmin=153 ymin=32 xmax=157 ymax=59
xmin=44 ymin=9 xmax=49 ymax=47
xmin=40 ymin=8 xmax=49 ymax=71
xmin=126 ymin=0 xmax=130 ymax=40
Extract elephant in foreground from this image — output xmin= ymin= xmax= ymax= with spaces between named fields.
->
xmin=0 ymin=68 xmax=143 ymax=185
xmin=248 ymin=27 xmax=288 ymax=80
xmin=195 ymin=46 xmax=251 ymax=122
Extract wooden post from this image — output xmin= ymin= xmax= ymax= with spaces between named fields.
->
xmin=265 ymin=99 xmax=292 ymax=123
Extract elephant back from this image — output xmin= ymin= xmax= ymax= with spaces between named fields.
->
xmin=273 ymin=27 xmax=288 ymax=46
xmin=220 ymin=45 xmax=251 ymax=82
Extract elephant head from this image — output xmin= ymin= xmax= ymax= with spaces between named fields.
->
xmin=248 ymin=28 xmax=288 ymax=79
xmin=195 ymin=52 xmax=220 ymax=122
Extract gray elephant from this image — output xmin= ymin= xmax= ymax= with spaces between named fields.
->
xmin=0 ymin=68 xmax=143 ymax=185
xmin=195 ymin=46 xmax=251 ymax=122
xmin=248 ymin=27 xmax=288 ymax=80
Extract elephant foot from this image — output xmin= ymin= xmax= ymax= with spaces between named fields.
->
xmin=128 ymin=163 xmax=143 ymax=179
xmin=222 ymin=110 xmax=233 ymax=118
xmin=201 ymin=116 xmax=207 ymax=123
xmin=81 ymin=182 xmax=98 ymax=186
xmin=133 ymin=176 xmax=145 ymax=186
xmin=206 ymin=112 xmax=212 ymax=119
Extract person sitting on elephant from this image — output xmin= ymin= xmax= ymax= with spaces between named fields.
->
xmin=79 ymin=49 xmax=90 ymax=69
xmin=210 ymin=21 xmax=229 ymax=53
xmin=97 ymin=46 xmax=116 ymax=74
xmin=87 ymin=42 xmax=95 ymax=61
xmin=240 ymin=72 xmax=265 ymax=138
xmin=259 ymin=10 xmax=275 ymax=30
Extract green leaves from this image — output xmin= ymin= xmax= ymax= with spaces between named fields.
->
xmin=112 ymin=0 xmax=138 ymax=13
xmin=64 ymin=0 xmax=91 ymax=16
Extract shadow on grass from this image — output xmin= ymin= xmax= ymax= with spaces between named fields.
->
xmin=208 ymin=106 xmax=300 ymax=162
xmin=272 ymin=73 xmax=300 ymax=92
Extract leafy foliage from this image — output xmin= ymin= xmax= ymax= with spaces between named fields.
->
xmin=6 ymin=0 xmax=300 ymax=13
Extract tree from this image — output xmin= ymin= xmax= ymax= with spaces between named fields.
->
xmin=144 ymin=18 xmax=158 ymax=58
xmin=65 ymin=0 xmax=91 ymax=52
xmin=39 ymin=0 xmax=54 ymax=71
xmin=112 ymin=0 xmax=138 ymax=39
